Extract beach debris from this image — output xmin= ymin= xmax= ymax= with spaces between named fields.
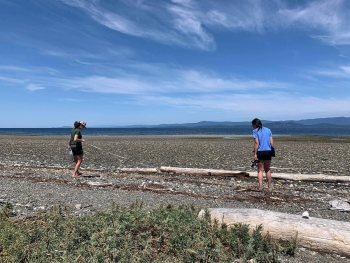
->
xmin=302 ymin=211 xmax=309 ymax=219
xmin=138 ymin=182 xmax=147 ymax=189
xmin=87 ymin=181 xmax=113 ymax=187
xmin=119 ymin=168 xmax=158 ymax=174
xmin=138 ymin=182 xmax=175 ymax=192
xmin=75 ymin=204 xmax=92 ymax=210
xmin=329 ymin=199 xmax=350 ymax=212
xmin=82 ymin=174 xmax=101 ymax=178
xmin=322 ymin=170 xmax=339 ymax=173
xmin=160 ymin=166 xmax=249 ymax=177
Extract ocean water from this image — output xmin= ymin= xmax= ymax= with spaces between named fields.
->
xmin=0 ymin=126 xmax=350 ymax=136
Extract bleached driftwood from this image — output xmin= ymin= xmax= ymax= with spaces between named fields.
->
xmin=198 ymin=208 xmax=350 ymax=257
xmin=87 ymin=182 xmax=113 ymax=187
xmin=118 ymin=168 xmax=158 ymax=174
xmin=160 ymin=166 xmax=249 ymax=177
xmin=250 ymin=172 xmax=350 ymax=183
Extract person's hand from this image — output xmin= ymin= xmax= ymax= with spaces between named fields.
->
xmin=82 ymin=139 xmax=85 ymax=142
xmin=254 ymin=154 xmax=258 ymax=161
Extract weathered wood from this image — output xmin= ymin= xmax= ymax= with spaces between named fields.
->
xmin=198 ymin=208 xmax=350 ymax=257
xmin=160 ymin=166 xmax=249 ymax=177
xmin=87 ymin=182 xmax=113 ymax=187
xmin=251 ymin=172 xmax=350 ymax=183
xmin=118 ymin=168 xmax=158 ymax=174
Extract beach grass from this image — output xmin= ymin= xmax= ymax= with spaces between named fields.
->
xmin=0 ymin=202 xmax=295 ymax=263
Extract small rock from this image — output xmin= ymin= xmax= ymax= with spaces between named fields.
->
xmin=75 ymin=204 xmax=82 ymax=210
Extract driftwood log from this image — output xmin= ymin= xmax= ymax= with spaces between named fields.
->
xmin=118 ymin=168 xmax=158 ymax=174
xmin=160 ymin=167 xmax=350 ymax=182
xmin=198 ymin=208 xmax=350 ymax=257
xmin=251 ymin=172 xmax=350 ymax=183
xmin=116 ymin=166 xmax=350 ymax=182
xmin=160 ymin=166 xmax=249 ymax=177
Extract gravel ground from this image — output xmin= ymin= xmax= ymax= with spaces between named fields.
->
xmin=1 ymin=134 xmax=350 ymax=263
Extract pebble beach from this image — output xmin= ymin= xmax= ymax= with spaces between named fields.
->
xmin=1 ymin=134 xmax=350 ymax=262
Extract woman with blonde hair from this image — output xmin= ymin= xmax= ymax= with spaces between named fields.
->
xmin=252 ymin=118 xmax=274 ymax=190
xmin=69 ymin=121 xmax=86 ymax=178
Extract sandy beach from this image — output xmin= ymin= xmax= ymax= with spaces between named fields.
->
xmin=1 ymin=134 xmax=350 ymax=262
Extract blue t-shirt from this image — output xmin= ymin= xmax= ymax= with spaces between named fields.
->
xmin=252 ymin=127 xmax=272 ymax=151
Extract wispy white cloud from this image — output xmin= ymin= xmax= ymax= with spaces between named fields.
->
xmin=27 ymin=84 xmax=45 ymax=91
xmin=138 ymin=93 xmax=350 ymax=120
xmin=0 ymin=65 xmax=30 ymax=72
xmin=0 ymin=60 xmax=291 ymax=96
xmin=0 ymin=76 xmax=26 ymax=84
xmin=204 ymin=0 xmax=270 ymax=33
xmin=51 ymin=67 xmax=289 ymax=95
xmin=40 ymin=47 xmax=131 ymax=61
xmin=0 ymin=65 xmax=60 ymax=76
xmin=203 ymin=0 xmax=350 ymax=46
xmin=278 ymin=0 xmax=350 ymax=45
xmin=61 ymin=0 xmax=350 ymax=50
xmin=311 ymin=64 xmax=350 ymax=78
xmin=61 ymin=0 xmax=215 ymax=50
xmin=340 ymin=66 xmax=350 ymax=74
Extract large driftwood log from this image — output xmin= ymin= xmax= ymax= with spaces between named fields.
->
xmin=116 ymin=166 xmax=350 ymax=182
xmin=160 ymin=166 xmax=249 ymax=177
xmin=160 ymin=167 xmax=350 ymax=182
xmin=118 ymin=168 xmax=158 ymax=174
xmin=250 ymin=172 xmax=350 ymax=183
xmin=198 ymin=208 xmax=350 ymax=257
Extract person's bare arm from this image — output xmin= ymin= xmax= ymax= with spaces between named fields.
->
xmin=254 ymin=138 xmax=259 ymax=160
xmin=270 ymin=136 xmax=274 ymax=148
xmin=74 ymin=134 xmax=85 ymax=142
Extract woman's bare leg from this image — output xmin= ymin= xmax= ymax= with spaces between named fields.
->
xmin=73 ymin=155 xmax=83 ymax=177
xmin=264 ymin=160 xmax=272 ymax=187
xmin=257 ymin=161 xmax=264 ymax=189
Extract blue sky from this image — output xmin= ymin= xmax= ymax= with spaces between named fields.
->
xmin=1 ymin=0 xmax=350 ymax=127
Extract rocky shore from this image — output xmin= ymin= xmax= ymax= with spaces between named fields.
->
xmin=1 ymin=134 xmax=350 ymax=262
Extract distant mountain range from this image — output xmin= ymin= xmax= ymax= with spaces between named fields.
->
xmin=94 ymin=117 xmax=350 ymax=128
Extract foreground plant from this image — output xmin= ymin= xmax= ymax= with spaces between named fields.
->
xmin=0 ymin=201 xmax=295 ymax=263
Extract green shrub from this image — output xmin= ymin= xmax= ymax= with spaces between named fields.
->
xmin=0 ymin=201 xmax=295 ymax=263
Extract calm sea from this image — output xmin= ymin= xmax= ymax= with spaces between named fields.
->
xmin=0 ymin=127 xmax=350 ymax=136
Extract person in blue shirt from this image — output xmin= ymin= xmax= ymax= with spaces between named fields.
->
xmin=252 ymin=118 xmax=275 ymax=190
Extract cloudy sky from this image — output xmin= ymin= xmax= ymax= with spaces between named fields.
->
xmin=1 ymin=0 xmax=350 ymax=127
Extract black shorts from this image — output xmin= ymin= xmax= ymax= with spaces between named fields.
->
xmin=257 ymin=151 xmax=272 ymax=161
xmin=71 ymin=147 xmax=83 ymax=156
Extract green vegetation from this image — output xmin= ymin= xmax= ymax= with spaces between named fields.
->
xmin=0 ymin=202 xmax=296 ymax=263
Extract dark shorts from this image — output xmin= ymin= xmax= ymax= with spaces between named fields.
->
xmin=71 ymin=147 xmax=83 ymax=156
xmin=257 ymin=151 xmax=272 ymax=161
